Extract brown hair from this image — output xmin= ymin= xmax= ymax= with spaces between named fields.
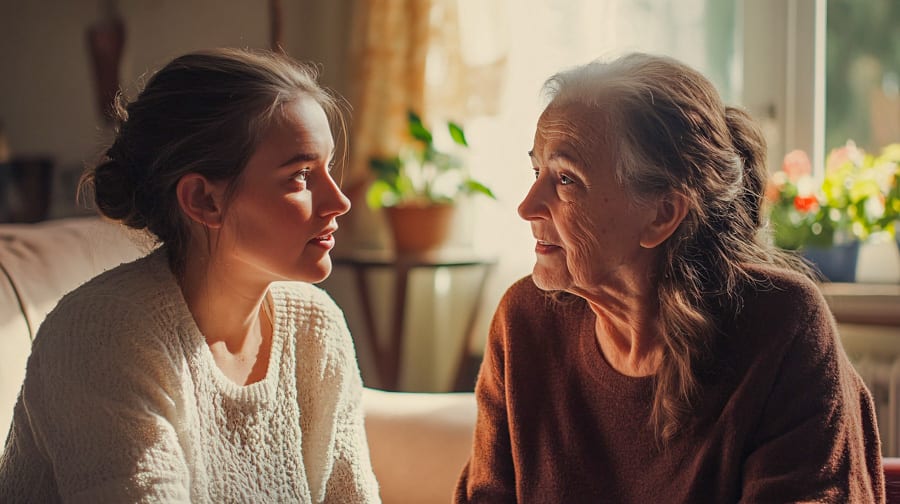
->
xmin=79 ymin=48 xmax=348 ymax=274
xmin=543 ymin=53 xmax=807 ymax=444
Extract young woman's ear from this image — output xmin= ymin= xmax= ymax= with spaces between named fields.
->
xmin=176 ymin=174 xmax=226 ymax=228
xmin=640 ymin=192 xmax=689 ymax=249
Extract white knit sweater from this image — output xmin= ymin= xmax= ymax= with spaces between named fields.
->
xmin=0 ymin=249 xmax=380 ymax=503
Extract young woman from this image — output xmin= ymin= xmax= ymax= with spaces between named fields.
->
xmin=0 ymin=48 xmax=380 ymax=503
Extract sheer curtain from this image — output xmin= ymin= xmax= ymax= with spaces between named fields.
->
xmin=342 ymin=0 xmax=433 ymax=249
xmin=337 ymin=0 xmax=738 ymax=383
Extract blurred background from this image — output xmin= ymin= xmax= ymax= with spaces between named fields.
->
xmin=1 ymin=0 xmax=897 ymax=401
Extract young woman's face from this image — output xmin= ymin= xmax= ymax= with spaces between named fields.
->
xmin=215 ymin=95 xmax=350 ymax=285
xmin=518 ymin=102 xmax=657 ymax=296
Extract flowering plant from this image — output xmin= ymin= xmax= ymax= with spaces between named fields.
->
xmin=765 ymin=141 xmax=900 ymax=250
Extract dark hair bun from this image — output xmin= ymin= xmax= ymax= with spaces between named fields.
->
xmin=90 ymin=157 xmax=148 ymax=230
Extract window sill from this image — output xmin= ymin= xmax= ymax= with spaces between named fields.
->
xmin=820 ymin=283 xmax=900 ymax=327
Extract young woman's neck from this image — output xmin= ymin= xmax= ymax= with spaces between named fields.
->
xmin=178 ymin=251 xmax=270 ymax=351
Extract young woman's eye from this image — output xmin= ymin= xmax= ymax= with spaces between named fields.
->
xmin=293 ymin=168 xmax=310 ymax=182
xmin=532 ymin=167 xmax=540 ymax=180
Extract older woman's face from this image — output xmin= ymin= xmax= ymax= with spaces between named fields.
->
xmin=518 ymin=102 xmax=657 ymax=295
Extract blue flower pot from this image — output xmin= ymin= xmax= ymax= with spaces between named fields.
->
xmin=800 ymin=242 xmax=860 ymax=283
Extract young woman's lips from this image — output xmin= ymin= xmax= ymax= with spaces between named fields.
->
xmin=310 ymin=230 xmax=336 ymax=249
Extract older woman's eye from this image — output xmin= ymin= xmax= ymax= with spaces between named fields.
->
xmin=532 ymin=168 xmax=540 ymax=180
xmin=560 ymin=174 xmax=574 ymax=185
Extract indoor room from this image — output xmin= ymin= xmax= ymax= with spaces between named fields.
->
xmin=1 ymin=0 xmax=899 ymax=502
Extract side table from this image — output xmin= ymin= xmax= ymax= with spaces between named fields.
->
xmin=332 ymin=249 xmax=497 ymax=391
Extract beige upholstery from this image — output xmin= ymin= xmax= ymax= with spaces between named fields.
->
xmin=0 ymin=218 xmax=146 ymax=434
xmin=0 ymin=217 xmax=476 ymax=504
xmin=363 ymin=388 xmax=475 ymax=503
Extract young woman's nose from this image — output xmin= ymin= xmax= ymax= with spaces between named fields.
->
xmin=321 ymin=173 xmax=352 ymax=218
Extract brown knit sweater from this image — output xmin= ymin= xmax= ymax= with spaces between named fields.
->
xmin=455 ymin=267 xmax=884 ymax=503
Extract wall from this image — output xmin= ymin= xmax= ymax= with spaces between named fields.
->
xmin=0 ymin=0 xmax=473 ymax=392
xmin=0 ymin=0 xmax=351 ymax=217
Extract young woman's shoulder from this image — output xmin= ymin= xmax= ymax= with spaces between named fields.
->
xmin=33 ymin=250 xmax=185 ymax=361
xmin=268 ymin=281 xmax=350 ymax=348
xmin=269 ymin=281 xmax=343 ymax=320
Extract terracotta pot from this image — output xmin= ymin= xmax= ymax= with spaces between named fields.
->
xmin=384 ymin=203 xmax=455 ymax=254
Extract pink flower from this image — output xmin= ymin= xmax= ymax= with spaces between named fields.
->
xmin=826 ymin=140 xmax=863 ymax=173
xmin=781 ymin=150 xmax=812 ymax=182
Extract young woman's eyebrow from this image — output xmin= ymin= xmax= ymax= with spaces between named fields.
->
xmin=278 ymin=152 xmax=320 ymax=168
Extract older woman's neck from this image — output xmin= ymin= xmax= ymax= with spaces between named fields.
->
xmin=585 ymin=285 xmax=664 ymax=378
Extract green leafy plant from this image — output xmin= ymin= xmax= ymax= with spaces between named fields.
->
xmin=366 ymin=111 xmax=495 ymax=208
xmin=766 ymin=141 xmax=900 ymax=250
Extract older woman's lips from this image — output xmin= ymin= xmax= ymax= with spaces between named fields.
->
xmin=535 ymin=240 xmax=562 ymax=254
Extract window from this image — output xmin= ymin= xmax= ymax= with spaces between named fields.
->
xmin=453 ymin=0 xmax=739 ymax=287
xmin=825 ymin=0 xmax=900 ymax=153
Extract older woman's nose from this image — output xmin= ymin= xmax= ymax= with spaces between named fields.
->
xmin=517 ymin=179 xmax=549 ymax=221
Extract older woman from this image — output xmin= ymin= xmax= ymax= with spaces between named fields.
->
xmin=455 ymin=53 xmax=884 ymax=503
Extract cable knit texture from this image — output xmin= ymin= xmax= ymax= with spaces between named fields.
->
xmin=0 ymin=249 xmax=380 ymax=503
xmin=455 ymin=265 xmax=885 ymax=503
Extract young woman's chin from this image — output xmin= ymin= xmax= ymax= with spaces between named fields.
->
xmin=295 ymin=255 xmax=334 ymax=284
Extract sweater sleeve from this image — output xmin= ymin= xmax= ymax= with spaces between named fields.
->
xmin=740 ymin=295 xmax=885 ymax=503
xmin=323 ymin=357 xmax=380 ymax=504
xmin=455 ymin=292 xmax=517 ymax=503
xmin=21 ymin=296 xmax=191 ymax=503
xmin=295 ymin=288 xmax=380 ymax=504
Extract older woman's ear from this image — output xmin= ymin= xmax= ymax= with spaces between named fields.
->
xmin=639 ymin=192 xmax=689 ymax=249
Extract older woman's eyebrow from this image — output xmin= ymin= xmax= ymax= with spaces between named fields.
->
xmin=548 ymin=150 xmax=578 ymax=164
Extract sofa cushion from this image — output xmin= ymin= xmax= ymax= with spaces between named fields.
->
xmin=0 ymin=217 xmax=146 ymax=339
xmin=0 ymin=217 xmax=145 ymax=441
xmin=362 ymin=388 xmax=475 ymax=504
xmin=0 ymin=273 xmax=31 ymax=440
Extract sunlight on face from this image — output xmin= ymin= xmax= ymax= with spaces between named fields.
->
xmin=215 ymin=95 xmax=351 ymax=286
xmin=518 ymin=103 xmax=655 ymax=297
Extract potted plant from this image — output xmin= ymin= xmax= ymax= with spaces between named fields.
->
xmin=366 ymin=111 xmax=495 ymax=253
xmin=766 ymin=141 xmax=899 ymax=281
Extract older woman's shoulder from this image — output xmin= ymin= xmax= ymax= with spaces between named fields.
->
xmin=742 ymin=263 xmax=824 ymax=305
xmin=736 ymin=263 xmax=833 ymax=337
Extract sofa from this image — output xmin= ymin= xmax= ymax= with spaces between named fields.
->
xmin=0 ymin=216 xmax=476 ymax=504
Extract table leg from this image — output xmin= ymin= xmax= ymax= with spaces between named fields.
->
xmin=384 ymin=265 xmax=410 ymax=390
xmin=353 ymin=266 xmax=391 ymax=388
xmin=452 ymin=262 xmax=496 ymax=391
